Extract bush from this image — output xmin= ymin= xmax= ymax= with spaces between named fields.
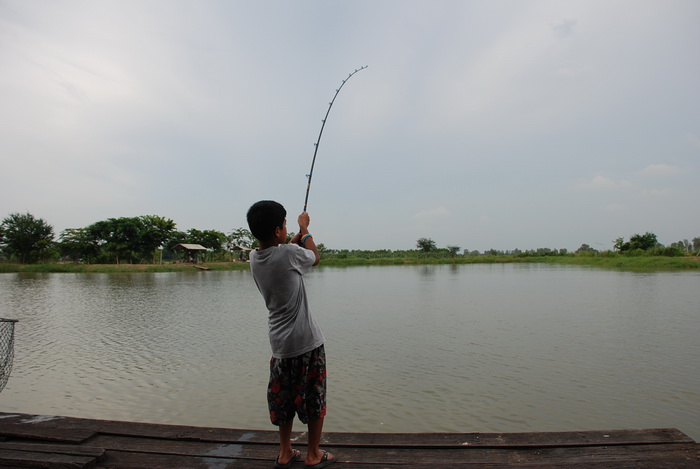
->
xmin=649 ymin=246 xmax=685 ymax=257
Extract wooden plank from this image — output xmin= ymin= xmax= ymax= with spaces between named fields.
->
xmin=95 ymin=443 xmax=699 ymax=469
xmin=320 ymin=428 xmax=695 ymax=448
xmin=97 ymin=451 xmax=254 ymax=469
xmin=0 ymin=414 xmax=696 ymax=469
xmin=0 ymin=448 xmax=99 ymax=469
xmin=0 ymin=414 xmax=95 ymax=444
xmin=78 ymin=435 xmax=700 ymax=468
xmin=1 ymin=414 xmax=691 ymax=447
xmin=269 ymin=444 xmax=698 ymax=467
xmin=242 ymin=427 xmax=691 ymax=448
xmin=0 ymin=413 xmax=276 ymax=444
xmin=88 ymin=434 xmax=262 ymax=458
xmin=0 ymin=442 xmax=104 ymax=458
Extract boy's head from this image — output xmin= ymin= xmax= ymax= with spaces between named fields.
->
xmin=247 ymin=200 xmax=286 ymax=243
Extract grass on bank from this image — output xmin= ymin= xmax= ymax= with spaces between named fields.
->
xmin=1 ymin=255 xmax=698 ymax=273
xmin=320 ymin=254 xmax=700 ymax=271
xmin=0 ymin=262 xmax=250 ymax=274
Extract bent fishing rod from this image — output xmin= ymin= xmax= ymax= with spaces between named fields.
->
xmin=303 ymin=65 xmax=368 ymax=212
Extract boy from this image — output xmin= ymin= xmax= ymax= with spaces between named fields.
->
xmin=247 ymin=200 xmax=335 ymax=469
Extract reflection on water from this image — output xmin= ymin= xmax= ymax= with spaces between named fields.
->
xmin=0 ymin=265 xmax=698 ymax=440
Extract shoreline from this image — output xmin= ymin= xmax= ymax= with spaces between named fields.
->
xmin=1 ymin=256 xmax=698 ymax=273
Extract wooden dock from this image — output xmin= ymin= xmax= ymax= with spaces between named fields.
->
xmin=0 ymin=413 xmax=697 ymax=468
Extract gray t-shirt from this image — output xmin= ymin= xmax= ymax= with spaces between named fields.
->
xmin=249 ymin=243 xmax=325 ymax=359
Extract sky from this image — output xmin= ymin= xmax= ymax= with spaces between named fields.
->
xmin=1 ymin=1 xmax=699 ymax=252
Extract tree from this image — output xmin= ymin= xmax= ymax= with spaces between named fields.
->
xmin=187 ymin=229 xmax=227 ymax=251
xmin=628 ymin=232 xmax=659 ymax=251
xmin=446 ymin=245 xmax=461 ymax=258
xmin=137 ymin=215 xmax=176 ymax=262
xmin=0 ymin=212 xmax=55 ymax=263
xmin=576 ymin=244 xmax=597 ymax=254
xmin=228 ymin=228 xmax=255 ymax=249
xmin=58 ymin=228 xmax=100 ymax=262
xmin=416 ymin=237 xmax=437 ymax=252
xmin=186 ymin=229 xmax=227 ymax=261
xmin=87 ymin=217 xmax=142 ymax=264
xmin=614 ymin=232 xmax=659 ymax=252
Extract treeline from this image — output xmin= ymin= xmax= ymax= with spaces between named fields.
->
xmin=1 ymin=212 xmax=698 ymax=264
xmin=320 ymin=232 xmax=700 ymax=260
xmin=0 ymin=212 xmax=255 ymax=264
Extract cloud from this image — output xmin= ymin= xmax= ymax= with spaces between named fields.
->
xmin=688 ymin=133 xmax=700 ymax=149
xmin=412 ymin=206 xmax=451 ymax=221
xmin=602 ymin=203 xmax=627 ymax=212
xmin=552 ymin=19 xmax=577 ymax=38
xmin=638 ymin=164 xmax=685 ymax=177
xmin=576 ymin=175 xmax=633 ymax=191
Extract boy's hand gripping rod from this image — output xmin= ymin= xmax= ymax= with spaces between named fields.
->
xmin=303 ymin=65 xmax=368 ymax=212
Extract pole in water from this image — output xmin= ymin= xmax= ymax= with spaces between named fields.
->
xmin=303 ymin=65 xmax=368 ymax=212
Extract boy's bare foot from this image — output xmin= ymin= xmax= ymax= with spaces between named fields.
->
xmin=304 ymin=450 xmax=335 ymax=469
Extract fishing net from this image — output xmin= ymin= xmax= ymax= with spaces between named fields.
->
xmin=0 ymin=319 xmax=17 ymax=393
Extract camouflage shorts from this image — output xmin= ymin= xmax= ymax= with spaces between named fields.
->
xmin=267 ymin=344 xmax=327 ymax=426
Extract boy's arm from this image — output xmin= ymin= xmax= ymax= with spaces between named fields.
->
xmin=290 ymin=211 xmax=320 ymax=266
xmin=302 ymin=233 xmax=320 ymax=266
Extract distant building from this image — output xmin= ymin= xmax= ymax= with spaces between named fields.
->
xmin=172 ymin=244 xmax=208 ymax=263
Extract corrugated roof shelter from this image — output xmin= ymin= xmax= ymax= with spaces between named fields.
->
xmin=233 ymin=245 xmax=253 ymax=261
xmin=172 ymin=243 xmax=208 ymax=263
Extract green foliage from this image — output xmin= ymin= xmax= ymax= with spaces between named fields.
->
xmin=186 ymin=229 xmax=227 ymax=251
xmin=416 ymin=237 xmax=437 ymax=252
xmin=228 ymin=228 xmax=255 ymax=249
xmin=3 ymin=212 xmax=699 ymax=268
xmin=649 ymin=246 xmax=684 ymax=257
xmin=72 ymin=215 xmax=177 ymax=264
xmin=615 ymin=232 xmax=659 ymax=252
xmin=58 ymin=228 xmax=100 ymax=262
xmin=0 ymin=212 xmax=55 ymax=263
xmin=576 ymin=243 xmax=598 ymax=254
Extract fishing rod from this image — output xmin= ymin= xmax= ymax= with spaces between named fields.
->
xmin=303 ymin=65 xmax=368 ymax=212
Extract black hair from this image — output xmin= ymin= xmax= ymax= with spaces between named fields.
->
xmin=247 ymin=200 xmax=286 ymax=242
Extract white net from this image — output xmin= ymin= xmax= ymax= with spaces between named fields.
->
xmin=0 ymin=319 xmax=17 ymax=393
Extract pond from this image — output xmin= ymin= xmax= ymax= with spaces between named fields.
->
xmin=0 ymin=264 xmax=698 ymax=440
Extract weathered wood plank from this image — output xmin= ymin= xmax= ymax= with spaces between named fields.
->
xmin=96 ymin=444 xmax=698 ymax=469
xmin=0 ymin=413 xmax=696 ymax=469
xmin=0 ymin=442 xmax=104 ymax=460
xmin=84 ymin=435 xmax=700 ymax=468
xmin=88 ymin=434 xmax=261 ymax=458
xmin=0 ymin=448 xmax=99 ymax=469
xmin=1 ymin=413 xmax=692 ymax=447
xmin=320 ymin=428 xmax=695 ymax=448
xmin=0 ymin=414 xmax=96 ymax=444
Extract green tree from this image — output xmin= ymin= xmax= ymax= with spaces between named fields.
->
xmin=228 ymin=228 xmax=255 ymax=249
xmin=138 ymin=215 xmax=176 ymax=262
xmin=0 ymin=212 xmax=55 ymax=263
xmin=446 ymin=245 xmax=461 ymax=258
xmin=628 ymin=232 xmax=659 ymax=251
xmin=186 ymin=229 xmax=227 ymax=251
xmin=416 ymin=237 xmax=437 ymax=252
xmin=87 ymin=217 xmax=142 ymax=264
xmin=576 ymin=243 xmax=597 ymax=254
xmin=614 ymin=232 xmax=659 ymax=252
xmin=186 ymin=229 xmax=227 ymax=261
xmin=58 ymin=228 xmax=100 ymax=262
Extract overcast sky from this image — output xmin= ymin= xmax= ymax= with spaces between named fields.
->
xmin=1 ymin=1 xmax=698 ymax=252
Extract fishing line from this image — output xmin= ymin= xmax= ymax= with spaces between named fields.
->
xmin=303 ymin=65 xmax=368 ymax=211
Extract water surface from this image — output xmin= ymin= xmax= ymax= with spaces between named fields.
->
xmin=0 ymin=265 xmax=698 ymax=439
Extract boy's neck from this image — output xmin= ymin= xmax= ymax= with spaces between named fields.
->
xmin=258 ymin=239 xmax=281 ymax=250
